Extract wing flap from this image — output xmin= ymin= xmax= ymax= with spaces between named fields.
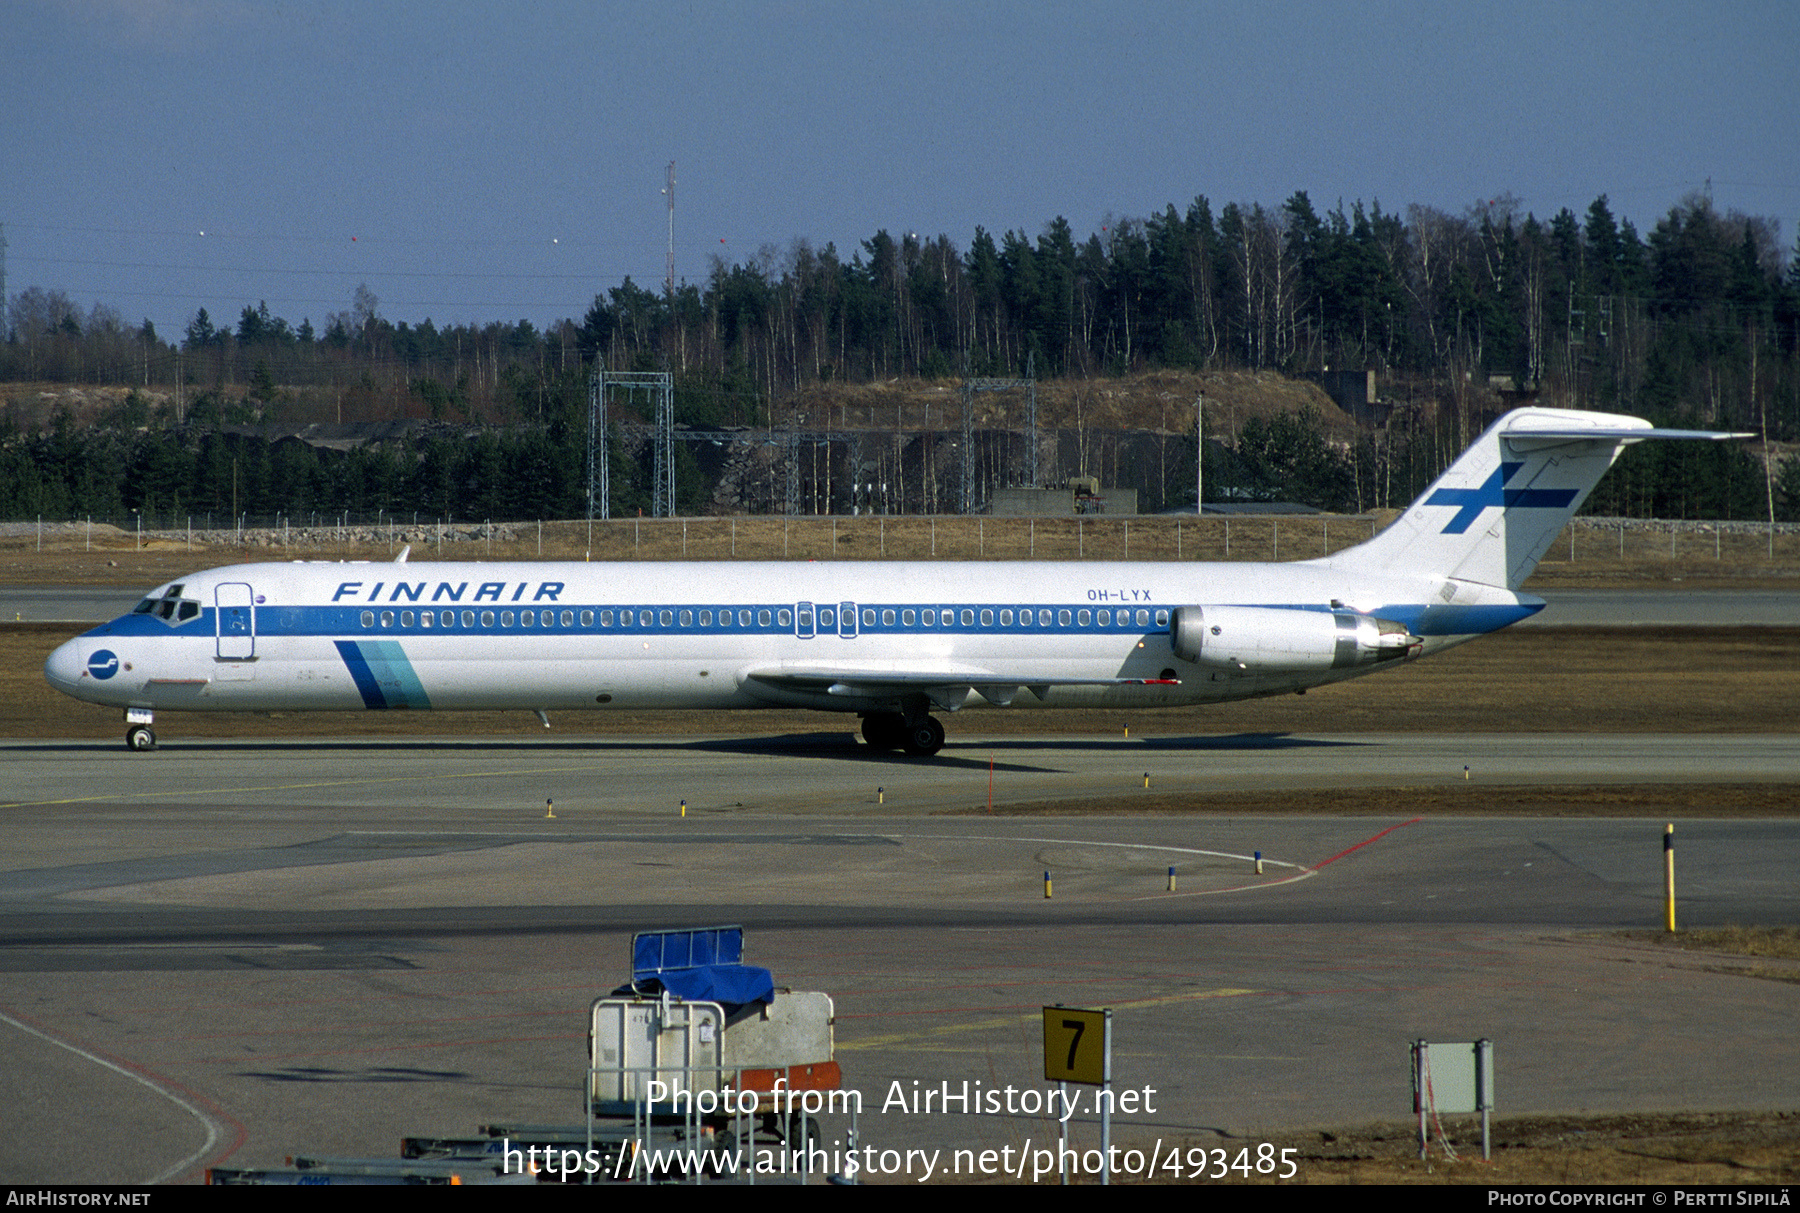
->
xmin=746 ymin=666 xmax=1178 ymax=711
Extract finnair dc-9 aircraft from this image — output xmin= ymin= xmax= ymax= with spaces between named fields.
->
xmin=46 ymin=408 xmax=1742 ymax=755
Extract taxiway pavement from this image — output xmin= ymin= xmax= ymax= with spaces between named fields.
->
xmin=1 ymin=734 xmax=1796 ymax=1184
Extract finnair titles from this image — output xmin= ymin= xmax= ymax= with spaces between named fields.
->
xmin=46 ymin=408 xmax=1745 ymax=756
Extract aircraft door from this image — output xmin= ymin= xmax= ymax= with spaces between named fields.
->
xmin=795 ymin=601 xmax=815 ymax=639
xmin=215 ymin=582 xmax=255 ymax=659
xmin=839 ymin=601 xmax=857 ymax=639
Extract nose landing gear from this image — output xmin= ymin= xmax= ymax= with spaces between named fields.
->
xmin=124 ymin=709 xmax=156 ymax=752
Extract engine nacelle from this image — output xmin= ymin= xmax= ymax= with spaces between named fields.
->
xmin=1169 ymin=605 xmax=1422 ymax=673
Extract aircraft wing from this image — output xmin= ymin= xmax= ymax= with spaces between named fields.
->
xmin=743 ymin=666 xmax=1178 ymax=709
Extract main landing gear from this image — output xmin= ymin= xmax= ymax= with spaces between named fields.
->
xmin=124 ymin=709 xmax=156 ymax=752
xmin=861 ymin=711 xmax=945 ymax=757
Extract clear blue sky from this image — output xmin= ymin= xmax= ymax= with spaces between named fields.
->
xmin=7 ymin=0 xmax=1797 ymax=338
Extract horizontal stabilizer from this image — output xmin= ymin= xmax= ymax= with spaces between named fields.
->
xmin=1501 ymin=424 xmax=1752 ymax=449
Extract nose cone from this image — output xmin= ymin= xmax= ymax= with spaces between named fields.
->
xmin=45 ymin=637 xmax=116 ymax=702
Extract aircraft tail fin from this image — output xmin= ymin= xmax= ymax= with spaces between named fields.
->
xmin=1325 ymin=408 xmax=1748 ymax=591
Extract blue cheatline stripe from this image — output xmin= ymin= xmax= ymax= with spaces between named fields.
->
xmin=334 ymin=640 xmax=384 ymax=707
xmin=363 ymin=640 xmax=433 ymax=708
xmin=101 ymin=599 xmax=1537 ymax=644
xmin=334 ymin=640 xmax=432 ymax=709
xmin=95 ymin=601 xmax=1186 ymax=640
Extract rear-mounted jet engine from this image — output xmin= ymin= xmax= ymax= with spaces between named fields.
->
xmin=1169 ymin=605 xmax=1422 ymax=673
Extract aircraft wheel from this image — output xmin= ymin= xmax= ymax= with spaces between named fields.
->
xmin=862 ymin=712 xmax=905 ymax=750
xmin=125 ymin=724 xmax=156 ymax=752
xmin=900 ymin=717 xmax=944 ymax=757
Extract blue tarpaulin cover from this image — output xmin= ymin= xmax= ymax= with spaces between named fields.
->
xmin=628 ymin=926 xmax=774 ymax=1008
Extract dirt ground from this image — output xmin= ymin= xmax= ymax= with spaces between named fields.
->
xmin=1218 ymin=1110 xmax=1800 ymax=1185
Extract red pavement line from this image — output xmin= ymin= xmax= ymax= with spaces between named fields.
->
xmin=0 ymin=1002 xmax=249 ymax=1183
xmin=1311 ymin=816 xmax=1423 ymax=870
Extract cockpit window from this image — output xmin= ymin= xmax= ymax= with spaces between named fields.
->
xmin=135 ymin=588 xmax=203 ymax=626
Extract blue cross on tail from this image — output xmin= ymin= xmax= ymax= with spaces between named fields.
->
xmin=1426 ymin=462 xmax=1578 ymax=534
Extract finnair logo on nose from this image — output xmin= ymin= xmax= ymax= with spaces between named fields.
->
xmin=87 ymin=650 xmax=120 ymax=680
xmin=1425 ymin=462 xmax=1578 ymax=534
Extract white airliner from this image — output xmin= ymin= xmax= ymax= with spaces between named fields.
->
xmin=45 ymin=407 xmax=1743 ymax=755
